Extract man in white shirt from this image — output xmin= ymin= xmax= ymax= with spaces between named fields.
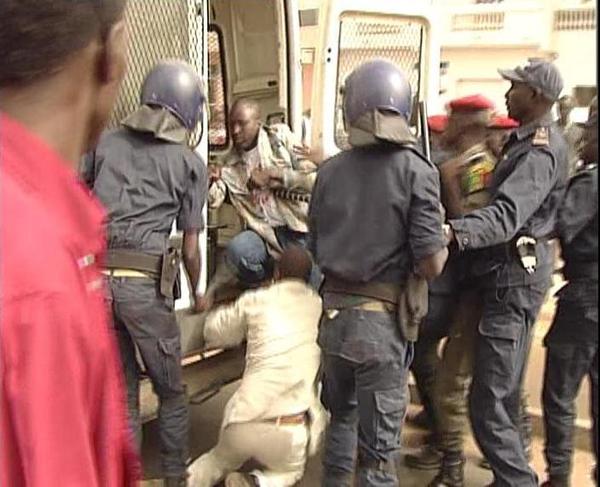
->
xmin=188 ymin=246 xmax=325 ymax=487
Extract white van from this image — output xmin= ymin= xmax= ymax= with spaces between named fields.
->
xmin=109 ymin=0 xmax=441 ymax=421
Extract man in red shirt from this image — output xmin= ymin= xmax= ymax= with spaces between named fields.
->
xmin=0 ymin=1 xmax=139 ymax=486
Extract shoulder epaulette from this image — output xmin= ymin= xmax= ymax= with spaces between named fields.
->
xmin=532 ymin=127 xmax=550 ymax=146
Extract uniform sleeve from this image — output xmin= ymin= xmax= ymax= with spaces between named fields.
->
xmin=2 ymin=294 xmax=125 ymax=486
xmin=203 ymin=296 xmax=249 ymax=349
xmin=307 ymin=172 xmax=324 ymax=256
xmin=449 ymin=149 xmax=558 ymax=250
xmin=177 ymin=154 xmax=208 ymax=232
xmin=558 ymin=170 xmax=598 ymax=245
xmin=408 ymin=164 xmax=446 ymax=260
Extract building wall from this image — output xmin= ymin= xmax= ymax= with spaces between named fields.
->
xmin=298 ymin=0 xmax=596 ymax=114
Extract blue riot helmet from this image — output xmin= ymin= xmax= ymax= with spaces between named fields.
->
xmin=342 ymin=60 xmax=412 ymax=128
xmin=141 ymin=60 xmax=205 ymax=132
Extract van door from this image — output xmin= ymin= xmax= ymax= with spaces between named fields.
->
xmin=207 ymin=0 xmax=302 ymax=156
xmin=310 ymin=0 xmax=442 ymax=159
xmin=108 ymin=0 xmax=209 ymax=311
xmin=205 ymin=0 xmax=302 ymax=280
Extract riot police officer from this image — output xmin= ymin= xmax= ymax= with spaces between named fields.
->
xmin=541 ymin=97 xmax=598 ymax=487
xmin=309 ymin=60 xmax=448 ymax=487
xmin=82 ymin=60 xmax=208 ymax=487
xmin=445 ymin=60 xmax=569 ymax=487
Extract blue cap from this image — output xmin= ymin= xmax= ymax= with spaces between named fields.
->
xmin=225 ymin=231 xmax=272 ymax=286
xmin=498 ymin=60 xmax=564 ymax=102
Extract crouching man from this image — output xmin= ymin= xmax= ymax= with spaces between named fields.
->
xmin=188 ymin=246 xmax=325 ymax=487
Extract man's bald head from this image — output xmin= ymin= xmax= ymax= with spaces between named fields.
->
xmin=230 ymin=98 xmax=262 ymax=151
xmin=275 ymin=246 xmax=313 ymax=284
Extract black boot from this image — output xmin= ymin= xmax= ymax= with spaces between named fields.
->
xmin=427 ymin=454 xmax=465 ymax=487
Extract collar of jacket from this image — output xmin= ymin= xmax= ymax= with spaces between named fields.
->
xmin=348 ymin=109 xmax=417 ymax=148
xmin=122 ymin=105 xmax=188 ymax=144
xmin=515 ymin=111 xmax=555 ymax=140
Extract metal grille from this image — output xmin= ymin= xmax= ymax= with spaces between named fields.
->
xmin=335 ymin=14 xmax=425 ymax=148
xmin=208 ymin=29 xmax=228 ymax=149
xmin=109 ymin=0 xmax=203 ymax=142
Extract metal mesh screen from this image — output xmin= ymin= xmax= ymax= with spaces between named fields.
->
xmin=335 ymin=14 xmax=425 ymax=148
xmin=108 ymin=0 xmax=203 ymax=141
xmin=208 ymin=29 xmax=228 ymax=149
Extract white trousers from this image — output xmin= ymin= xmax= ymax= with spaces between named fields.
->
xmin=188 ymin=421 xmax=308 ymax=487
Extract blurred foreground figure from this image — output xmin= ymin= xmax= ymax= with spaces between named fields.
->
xmin=0 ymin=1 xmax=139 ymax=486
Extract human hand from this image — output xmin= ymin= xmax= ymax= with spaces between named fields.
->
xmin=194 ymin=293 xmax=213 ymax=314
xmin=208 ymin=165 xmax=222 ymax=183
xmin=440 ymin=157 xmax=466 ymax=181
xmin=249 ymin=168 xmax=271 ymax=189
xmin=293 ymin=143 xmax=322 ymax=165
xmin=442 ymin=224 xmax=455 ymax=245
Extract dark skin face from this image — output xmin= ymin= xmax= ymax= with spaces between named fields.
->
xmin=505 ymin=81 xmax=536 ymax=122
xmin=580 ymin=124 xmax=598 ymax=164
xmin=558 ymin=97 xmax=574 ymax=126
xmin=0 ymin=18 xmax=128 ymax=166
xmin=230 ymin=104 xmax=261 ymax=151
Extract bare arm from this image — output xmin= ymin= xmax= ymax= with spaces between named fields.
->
xmin=416 ymin=247 xmax=449 ymax=281
xmin=182 ymin=231 xmax=201 ymax=306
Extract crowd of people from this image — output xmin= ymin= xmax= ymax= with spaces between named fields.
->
xmin=0 ymin=2 xmax=597 ymax=487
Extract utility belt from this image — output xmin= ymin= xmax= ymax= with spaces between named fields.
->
xmin=263 ymin=411 xmax=307 ymax=426
xmin=563 ymin=261 xmax=598 ymax=281
xmin=105 ymin=245 xmax=182 ymax=299
xmin=321 ymin=274 xmax=428 ymax=342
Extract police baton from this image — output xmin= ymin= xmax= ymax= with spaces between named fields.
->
xmin=418 ymin=101 xmax=431 ymax=161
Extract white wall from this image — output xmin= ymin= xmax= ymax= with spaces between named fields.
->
xmin=551 ymin=30 xmax=598 ymax=94
xmin=440 ymin=47 xmax=541 ymax=112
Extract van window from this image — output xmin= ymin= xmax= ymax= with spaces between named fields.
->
xmin=334 ymin=13 xmax=426 ymax=149
xmin=208 ymin=27 xmax=229 ymax=150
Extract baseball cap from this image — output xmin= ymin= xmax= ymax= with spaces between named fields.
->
xmin=498 ymin=60 xmax=564 ymax=102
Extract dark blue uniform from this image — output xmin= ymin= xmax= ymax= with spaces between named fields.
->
xmin=83 ymin=126 xmax=207 ymax=479
xmin=542 ymin=163 xmax=598 ymax=485
xmin=449 ymin=113 xmax=569 ymax=487
xmin=310 ymin=143 xmax=445 ymax=487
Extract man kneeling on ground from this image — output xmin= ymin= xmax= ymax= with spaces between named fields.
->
xmin=188 ymin=245 xmax=325 ymax=487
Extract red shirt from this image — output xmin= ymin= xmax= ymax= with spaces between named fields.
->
xmin=0 ymin=114 xmax=140 ymax=486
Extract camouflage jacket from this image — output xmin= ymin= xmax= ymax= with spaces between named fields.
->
xmin=209 ymin=124 xmax=317 ymax=255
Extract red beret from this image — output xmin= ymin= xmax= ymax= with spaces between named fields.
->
xmin=449 ymin=94 xmax=495 ymax=112
xmin=489 ymin=115 xmax=519 ymax=129
xmin=427 ymin=114 xmax=448 ymax=133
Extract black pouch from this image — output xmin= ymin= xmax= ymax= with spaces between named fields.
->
xmin=160 ymin=245 xmax=182 ymax=299
xmin=397 ymin=273 xmax=429 ymax=342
